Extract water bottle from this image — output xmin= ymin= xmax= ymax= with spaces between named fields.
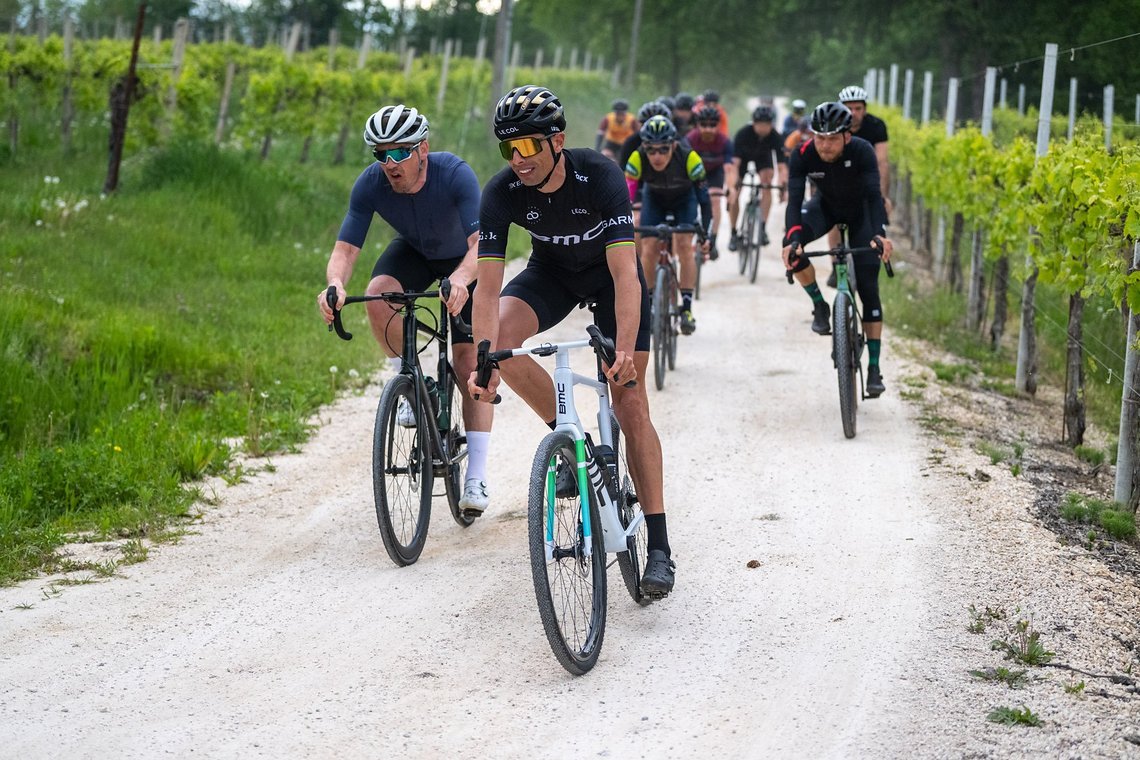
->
xmin=424 ymin=376 xmax=440 ymax=417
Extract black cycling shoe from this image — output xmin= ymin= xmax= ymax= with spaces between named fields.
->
xmin=866 ymin=365 xmax=886 ymax=397
xmin=641 ymin=550 xmax=675 ymax=599
xmin=708 ymin=245 xmax=719 ymax=261
xmin=680 ymin=309 xmax=697 ymax=335
xmin=811 ymin=301 xmax=831 ymax=335
xmin=555 ymin=459 xmax=578 ymax=498
xmin=826 ymin=269 xmax=838 ymax=289
xmin=760 ymin=226 xmax=770 ymax=246
xmin=727 ymin=232 xmax=741 ymax=252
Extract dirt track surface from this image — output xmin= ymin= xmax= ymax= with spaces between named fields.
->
xmin=3 ymin=223 xmax=1139 ymax=758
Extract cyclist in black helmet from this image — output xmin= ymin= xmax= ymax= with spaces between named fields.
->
xmin=470 ymin=84 xmax=677 ymax=598
xmin=781 ymin=101 xmax=893 ymax=397
xmin=728 ymin=104 xmax=787 ymax=251
xmin=672 ymin=92 xmax=695 ymax=133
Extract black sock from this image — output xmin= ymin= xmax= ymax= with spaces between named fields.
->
xmin=645 ymin=513 xmax=670 ymax=556
xmin=681 ymin=290 xmax=693 ymax=311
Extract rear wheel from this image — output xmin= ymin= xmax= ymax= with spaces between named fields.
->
xmin=528 ymin=432 xmax=607 ymax=675
xmin=746 ymin=206 xmax=762 ymax=284
xmin=373 ymin=375 xmax=433 ymax=565
xmin=738 ymin=204 xmax=753 ymax=275
xmin=833 ymin=292 xmax=858 ymax=439
xmin=439 ymin=367 xmax=474 ymax=528
xmin=652 ymin=266 xmax=669 ymax=390
xmin=666 ymin=269 xmax=680 ymax=369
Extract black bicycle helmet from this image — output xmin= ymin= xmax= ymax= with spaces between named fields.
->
xmin=810 ymin=101 xmax=853 ymax=135
xmin=658 ymin=95 xmax=676 ymax=112
xmin=637 ymin=100 xmax=671 ymax=122
xmin=696 ymin=105 xmax=721 ymax=124
xmin=702 ymin=89 xmax=720 ymax=103
xmin=612 ymin=98 xmax=629 ymax=112
xmin=674 ymin=92 xmax=694 ymax=110
xmin=493 ymin=84 xmax=566 ymax=140
xmin=752 ymin=104 xmax=776 ymax=123
xmin=639 ymin=115 xmax=677 ymax=143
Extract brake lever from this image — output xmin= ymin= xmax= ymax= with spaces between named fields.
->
xmin=474 ymin=339 xmax=502 ymax=404
xmin=326 ymin=285 xmax=353 ymax=340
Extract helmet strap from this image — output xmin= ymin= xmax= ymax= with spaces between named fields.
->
xmin=534 ymin=142 xmax=562 ymax=191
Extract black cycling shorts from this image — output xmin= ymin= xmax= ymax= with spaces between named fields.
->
xmin=370 ymin=237 xmax=475 ymax=343
xmin=790 ymin=196 xmax=884 ymax=323
xmin=501 ymin=256 xmax=652 ymax=352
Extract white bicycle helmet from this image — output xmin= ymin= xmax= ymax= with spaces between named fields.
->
xmin=837 ymin=85 xmax=868 ymax=103
xmin=791 ymin=98 xmax=807 ymax=110
xmin=363 ymin=105 xmax=429 ymax=146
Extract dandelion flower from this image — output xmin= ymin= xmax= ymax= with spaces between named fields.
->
xmin=329 ymin=365 xmax=339 ymax=374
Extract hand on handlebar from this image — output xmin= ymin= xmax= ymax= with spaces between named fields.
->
xmin=319 ymin=282 xmax=344 ymax=324
xmin=440 ymin=273 xmax=470 ymax=316
xmin=873 ymin=235 xmax=894 ymax=263
xmin=603 ymin=349 xmax=638 ymax=388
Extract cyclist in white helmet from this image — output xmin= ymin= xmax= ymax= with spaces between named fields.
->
xmin=782 ymin=98 xmax=807 ymax=135
xmin=318 ymin=104 xmax=496 ymax=516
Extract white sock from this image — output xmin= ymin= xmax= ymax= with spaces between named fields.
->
xmin=388 ymin=356 xmax=402 ymax=374
xmin=466 ymin=431 xmax=491 ymax=484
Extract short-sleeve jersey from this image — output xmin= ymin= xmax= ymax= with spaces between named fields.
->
xmin=337 ymin=152 xmax=480 ymax=260
xmin=684 ymin=128 xmax=733 ymax=174
xmin=784 ymin=136 xmax=888 ymax=241
xmin=732 ymin=125 xmax=787 ymax=168
xmin=598 ymin=112 xmax=638 ymax=144
xmin=853 ymin=113 xmax=889 ymax=145
xmin=477 ymin=149 xmax=634 ymax=273
xmin=625 ymin=145 xmax=706 ymax=207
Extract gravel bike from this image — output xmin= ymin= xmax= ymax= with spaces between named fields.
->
xmin=785 ymin=225 xmax=893 ymax=439
xmin=473 ymin=319 xmax=651 ymax=675
xmin=326 ymin=279 xmax=473 ymax=566
xmin=737 ymin=164 xmax=785 ymax=284
xmin=635 ymin=222 xmax=703 ymax=391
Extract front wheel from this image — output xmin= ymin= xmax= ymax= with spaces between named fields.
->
xmin=746 ymin=207 xmax=762 ymax=284
xmin=612 ymin=417 xmax=651 ymax=607
xmin=373 ymin=375 xmax=433 ymax=565
xmin=833 ymin=292 xmax=858 ymax=439
xmin=652 ymin=266 xmax=670 ymax=390
xmin=528 ymin=432 xmax=607 ymax=675
xmin=439 ymin=366 xmax=474 ymax=528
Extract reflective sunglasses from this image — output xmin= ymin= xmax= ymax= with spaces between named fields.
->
xmin=644 ymin=144 xmax=672 ymax=155
xmin=372 ymin=141 xmax=421 ymax=164
xmin=498 ymin=136 xmax=551 ymax=160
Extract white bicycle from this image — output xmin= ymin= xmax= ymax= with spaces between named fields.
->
xmin=474 ymin=321 xmax=652 ymax=675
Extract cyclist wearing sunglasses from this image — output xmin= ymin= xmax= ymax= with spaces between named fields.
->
xmin=727 ymin=104 xmax=787 ymax=251
xmin=781 ymin=101 xmax=893 ymax=397
xmin=685 ymin=105 xmax=736 ymax=259
xmin=318 ymin=104 xmax=495 ymax=515
xmin=625 ymin=115 xmax=712 ymax=335
xmin=469 ymin=84 xmax=677 ymax=598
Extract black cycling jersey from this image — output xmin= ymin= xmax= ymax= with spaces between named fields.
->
xmin=853 ymin=113 xmax=888 ymax=145
xmin=732 ymin=125 xmax=787 ymax=170
xmin=618 ymin=133 xmax=693 ymax=173
xmin=478 ymin=148 xmax=635 ymax=272
xmin=783 ymin=135 xmax=887 ymax=245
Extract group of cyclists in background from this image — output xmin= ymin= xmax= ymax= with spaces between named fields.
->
xmin=319 ymin=81 xmax=894 ymax=600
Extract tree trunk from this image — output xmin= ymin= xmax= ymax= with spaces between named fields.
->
xmin=966 ymin=227 xmax=986 ymax=331
xmin=1064 ymin=293 xmax=1086 ymax=446
xmin=989 ymin=254 xmax=1010 ymax=350
xmin=627 ymin=0 xmax=643 ymax=88
xmin=1016 ymin=265 xmax=1039 ymax=395
xmin=1115 ymin=242 xmax=1140 ymax=512
xmin=490 ymin=0 xmax=512 ymax=116
xmin=922 ymin=205 xmax=933 ymax=256
xmin=948 ymin=212 xmax=965 ymax=293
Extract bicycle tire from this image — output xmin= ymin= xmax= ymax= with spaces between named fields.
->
xmin=746 ymin=206 xmax=762 ymax=284
xmin=439 ymin=366 xmax=474 ymax=528
xmin=833 ymin=292 xmax=858 ymax=439
xmin=738 ymin=205 xmax=754 ymax=276
xmin=528 ymin=432 xmax=607 ymax=675
xmin=611 ymin=417 xmax=651 ymax=606
xmin=652 ymin=266 xmax=669 ymax=390
xmin=373 ymin=375 xmax=433 ymax=565
xmin=667 ymin=269 xmax=679 ymax=370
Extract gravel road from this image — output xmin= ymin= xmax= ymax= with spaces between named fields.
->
xmin=3 ymin=222 xmax=1138 ymax=758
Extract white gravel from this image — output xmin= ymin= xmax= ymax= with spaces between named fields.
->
xmin=1 ymin=221 xmax=1138 ymax=758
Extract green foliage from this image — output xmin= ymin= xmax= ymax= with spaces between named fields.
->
xmin=969 ymin=666 xmax=1029 ymax=689
xmin=991 ymin=618 xmax=1055 ymax=666
xmin=987 ymin=705 xmax=1041 ymax=727
xmin=1060 ymin=492 xmax=1136 ymax=540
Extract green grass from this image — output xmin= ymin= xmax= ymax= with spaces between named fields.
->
xmin=991 ymin=619 xmax=1055 ymax=666
xmin=1060 ymin=493 xmax=1137 ymax=541
xmin=0 ymin=139 xmax=387 ymax=583
xmin=969 ymin=666 xmax=1029 ymax=689
xmin=1073 ymin=445 xmax=1106 ymax=467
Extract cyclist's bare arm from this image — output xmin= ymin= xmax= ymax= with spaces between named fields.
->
xmin=443 ymin=231 xmax=480 ymax=316
xmin=605 ymin=243 xmax=641 ymax=385
xmin=469 ymin=258 xmax=506 ymax=401
xmin=320 ymin=240 xmax=363 ymax=321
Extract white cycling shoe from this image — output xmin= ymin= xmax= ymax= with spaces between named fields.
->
xmin=396 ymin=396 xmax=418 ymax=428
xmin=458 ymin=479 xmax=490 ymax=516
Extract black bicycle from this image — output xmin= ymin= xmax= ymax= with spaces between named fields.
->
xmin=738 ymin=168 xmax=785 ymax=284
xmin=786 ymin=226 xmax=893 ymax=439
xmin=326 ymin=279 xmax=473 ymax=566
xmin=635 ymin=222 xmax=703 ymax=391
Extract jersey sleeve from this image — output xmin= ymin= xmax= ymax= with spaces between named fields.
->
xmin=477 ymin=176 xmax=512 ymax=264
xmin=685 ymin=150 xmax=706 ymax=182
xmin=596 ymin=161 xmax=635 ymax=250
xmin=449 ymin=158 xmax=482 ymax=236
xmin=783 ymin=149 xmax=807 ymax=244
xmin=336 ymin=169 xmax=375 ymax=249
xmin=624 ymin=150 xmax=644 ymax=182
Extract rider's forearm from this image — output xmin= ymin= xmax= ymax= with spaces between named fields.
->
xmin=608 ymin=249 xmax=640 ymax=356
xmin=472 ymin=261 xmax=504 ymax=349
xmin=326 ymin=241 xmax=361 ymax=288
xmin=453 ymin=234 xmax=480 ymax=284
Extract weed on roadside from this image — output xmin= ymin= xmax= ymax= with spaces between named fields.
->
xmin=1064 ymin=680 xmax=1086 ymax=696
xmin=1060 ymin=493 xmax=1137 ymax=541
xmin=932 ymin=361 xmax=974 ymax=384
xmin=969 ymin=666 xmax=1030 ymax=689
xmin=968 ymin=604 xmax=1007 ymax=634
xmin=987 ymin=705 xmax=1041 ymax=726
xmin=992 ymin=618 xmax=1055 ymax=666
xmin=1074 ymin=445 xmax=1106 ymax=467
